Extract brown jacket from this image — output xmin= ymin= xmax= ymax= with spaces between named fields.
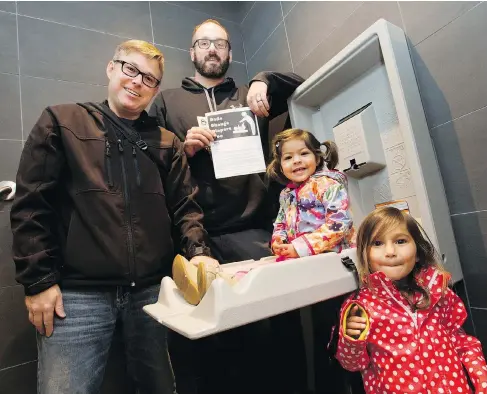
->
xmin=11 ymin=102 xmax=210 ymax=295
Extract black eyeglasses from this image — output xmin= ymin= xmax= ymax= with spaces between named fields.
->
xmin=113 ymin=60 xmax=161 ymax=88
xmin=192 ymin=39 xmax=230 ymax=50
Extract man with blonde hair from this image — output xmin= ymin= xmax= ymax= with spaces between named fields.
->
xmin=11 ymin=39 xmax=216 ymax=394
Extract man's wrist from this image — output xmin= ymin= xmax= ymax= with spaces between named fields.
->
xmin=187 ymin=245 xmax=212 ymax=259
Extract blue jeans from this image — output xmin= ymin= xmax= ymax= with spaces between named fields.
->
xmin=37 ymin=285 xmax=177 ymax=394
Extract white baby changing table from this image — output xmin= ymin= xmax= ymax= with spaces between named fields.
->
xmin=144 ymin=249 xmax=358 ymax=339
xmin=145 ymin=18 xmax=462 ymax=342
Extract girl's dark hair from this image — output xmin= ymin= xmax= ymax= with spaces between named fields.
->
xmin=356 ymin=207 xmax=450 ymax=310
xmin=266 ymin=128 xmax=339 ymax=184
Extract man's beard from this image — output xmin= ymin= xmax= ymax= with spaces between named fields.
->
xmin=193 ymin=54 xmax=230 ymax=79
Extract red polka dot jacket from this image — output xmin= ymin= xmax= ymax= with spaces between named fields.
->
xmin=335 ymin=266 xmax=487 ymax=393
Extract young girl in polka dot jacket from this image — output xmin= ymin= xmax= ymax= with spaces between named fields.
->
xmin=335 ymin=207 xmax=487 ymax=393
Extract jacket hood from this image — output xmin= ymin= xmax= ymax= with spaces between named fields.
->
xmin=368 ymin=265 xmax=444 ymax=286
xmin=312 ymin=168 xmax=348 ymax=186
xmin=181 ymin=77 xmax=236 ymax=93
xmin=78 ymin=100 xmax=157 ymax=131
xmin=367 ymin=265 xmax=450 ymax=304
xmin=181 ymin=77 xmax=238 ymax=113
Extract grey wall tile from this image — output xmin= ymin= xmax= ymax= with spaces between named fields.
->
xmin=471 ymin=308 xmax=487 ymax=355
xmin=18 ymin=2 xmax=152 ymax=41
xmin=0 ymin=206 xmax=16 ymax=288
xmin=247 ymin=24 xmax=292 ymax=80
xmin=0 ymin=286 xmax=37 ymax=369
xmin=0 ymin=73 xmax=21 ymax=140
xmin=242 ymin=2 xmax=282 ymax=61
xmin=169 ymin=1 xmax=242 ymax=23
xmin=21 ymin=76 xmax=107 ymax=135
xmin=295 ymin=1 xmax=403 ymax=78
xmin=0 ymin=361 xmax=37 ymax=394
xmin=411 ymin=3 xmax=487 ymax=128
xmin=0 ymin=141 xmax=22 ymax=181
xmin=237 ymin=1 xmax=255 ymax=24
xmin=18 ymin=16 xmax=122 ymax=85
xmin=452 ymin=279 xmax=475 ymax=335
xmin=151 ymin=0 xmax=194 ymax=48
xmin=281 ymin=1 xmax=297 ymax=17
xmin=151 ymin=2 xmax=245 ymax=63
xmin=285 ymin=1 xmax=360 ymax=67
xmin=0 ymin=2 xmax=16 ymax=13
xmin=156 ymin=46 xmax=194 ymax=90
xmin=223 ymin=20 xmax=245 ymax=64
xmin=451 ymin=211 xmax=487 ymax=309
xmin=227 ymin=62 xmax=248 ymax=87
xmin=399 ymin=1 xmax=479 ymax=46
xmin=151 ymin=2 xmax=212 ymax=49
xmin=430 ymin=106 xmax=487 ymax=215
xmin=0 ymin=12 xmax=18 ymax=75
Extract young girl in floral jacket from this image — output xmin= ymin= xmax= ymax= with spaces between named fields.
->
xmin=172 ymin=128 xmax=355 ymax=305
xmin=336 ymin=206 xmax=487 ymax=393
xmin=267 ymin=128 xmax=355 ymax=260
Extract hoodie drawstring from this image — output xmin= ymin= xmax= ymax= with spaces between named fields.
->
xmin=203 ymin=88 xmax=218 ymax=112
xmin=203 ymin=89 xmax=215 ymax=112
xmin=211 ymin=89 xmax=217 ymax=112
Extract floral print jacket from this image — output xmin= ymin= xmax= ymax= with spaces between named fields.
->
xmin=271 ymin=169 xmax=355 ymax=257
xmin=335 ymin=266 xmax=487 ymax=394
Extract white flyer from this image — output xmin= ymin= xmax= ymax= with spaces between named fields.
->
xmin=203 ymin=107 xmax=266 ymax=179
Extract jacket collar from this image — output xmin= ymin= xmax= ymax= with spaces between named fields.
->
xmin=101 ymin=100 xmax=156 ymax=128
xmin=286 ymin=168 xmax=348 ymax=190
xmin=368 ymin=265 xmax=448 ymax=305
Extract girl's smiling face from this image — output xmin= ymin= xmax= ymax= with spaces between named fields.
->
xmin=280 ymin=139 xmax=318 ymax=184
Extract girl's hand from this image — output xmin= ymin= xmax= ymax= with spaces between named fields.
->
xmin=271 ymin=238 xmax=283 ymax=254
xmin=274 ymin=244 xmax=299 ymax=258
xmin=346 ymin=305 xmax=367 ymax=338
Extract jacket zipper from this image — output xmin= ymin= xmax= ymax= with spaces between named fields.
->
xmin=380 ymin=274 xmax=456 ymax=393
xmin=379 ymin=278 xmax=419 ymax=330
xmin=105 ymin=138 xmax=113 ymax=188
xmin=293 ymin=184 xmax=303 ymax=239
xmin=118 ymin=139 xmax=136 ymax=286
xmin=132 ymin=146 xmax=141 ymax=187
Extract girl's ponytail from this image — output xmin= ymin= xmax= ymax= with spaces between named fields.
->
xmin=321 ymin=140 xmax=339 ymax=170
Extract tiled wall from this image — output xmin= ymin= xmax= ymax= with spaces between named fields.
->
xmin=2 ymin=1 xmax=487 ymax=392
xmin=0 ymin=2 xmax=247 ymax=392
xmin=240 ymin=0 xmax=487 ymax=350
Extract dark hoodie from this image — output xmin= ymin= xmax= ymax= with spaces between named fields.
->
xmin=149 ymin=72 xmax=304 ymax=235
